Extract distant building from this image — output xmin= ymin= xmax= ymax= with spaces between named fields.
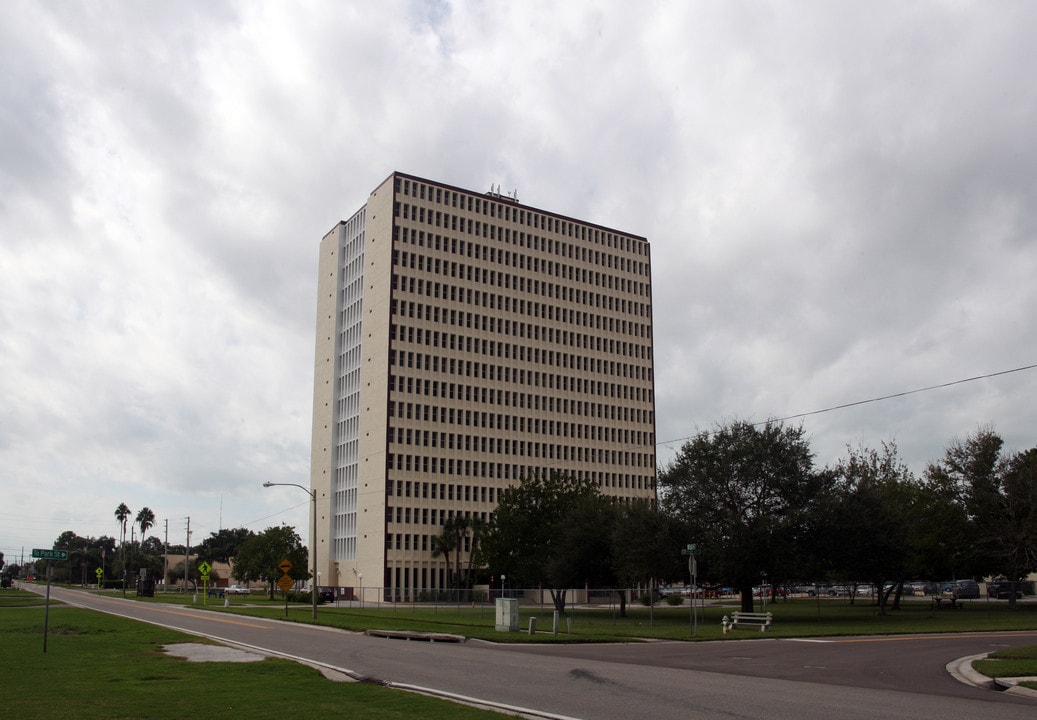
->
xmin=310 ymin=172 xmax=656 ymax=599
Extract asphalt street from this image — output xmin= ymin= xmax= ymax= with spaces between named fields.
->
xmin=26 ymin=585 xmax=1037 ymax=720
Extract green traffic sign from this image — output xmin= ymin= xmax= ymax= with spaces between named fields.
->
xmin=32 ymin=549 xmax=68 ymax=560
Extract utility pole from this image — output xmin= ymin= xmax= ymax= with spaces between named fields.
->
xmin=184 ymin=517 xmax=191 ymax=593
xmin=163 ymin=519 xmax=169 ymax=587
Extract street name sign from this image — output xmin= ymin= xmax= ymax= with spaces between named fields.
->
xmin=32 ymin=549 xmax=68 ymax=560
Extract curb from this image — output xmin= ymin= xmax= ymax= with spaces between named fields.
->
xmin=365 ymin=629 xmax=466 ymax=643
xmin=947 ymin=653 xmax=1037 ymax=699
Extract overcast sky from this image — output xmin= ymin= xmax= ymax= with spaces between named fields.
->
xmin=3 ymin=1 xmax=1036 ymax=560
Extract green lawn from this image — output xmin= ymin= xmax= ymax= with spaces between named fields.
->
xmin=203 ymin=594 xmax=1037 ymax=643
xmin=8 ymin=585 xmax=1037 ymax=716
xmin=31 ymin=584 xmax=1037 ymax=642
xmin=972 ymin=645 xmax=1037 ymax=691
xmin=0 ymin=590 xmax=507 ymax=720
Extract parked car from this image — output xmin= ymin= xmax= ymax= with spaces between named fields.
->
xmin=906 ymin=581 xmax=939 ymax=596
xmin=225 ymin=585 xmax=251 ymax=595
xmin=954 ymin=579 xmax=980 ymax=599
xmin=987 ymin=581 xmax=1022 ymax=599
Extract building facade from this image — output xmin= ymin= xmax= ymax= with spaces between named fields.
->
xmin=310 ymin=171 xmax=656 ymax=599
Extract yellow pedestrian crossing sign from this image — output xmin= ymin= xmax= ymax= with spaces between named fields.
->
xmin=197 ymin=561 xmax=212 ymax=575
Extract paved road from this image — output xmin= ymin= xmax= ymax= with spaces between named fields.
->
xmin=31 ymin=585 xmax=1037 ymax=720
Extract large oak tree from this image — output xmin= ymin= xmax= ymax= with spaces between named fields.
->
xmin=659 ymin=420 xmax=825 ymax=612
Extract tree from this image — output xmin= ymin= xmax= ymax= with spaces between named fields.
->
xmin=465 ymin=516 xmax=487 ymax=589
xmin=52 ymin=531 xmax=114 ymax=585
xmin=924 ymin=430 xmax=1037 ymax=607
xmin=114 ymin=503 xmax=131 ymax=559
xmin=136 ymin=507 xmax=155 ymax=544
xmin=477 ymin=472 xmax=605 ymax=613
xmin=431 ymin=514 xmax=478 ymax=594
xmin=659 ymin=420 xmax=824 ymax=612
xmin=196 ymin=528 xmax=255 ymax=564
xmin=910 ymin=467 xmax=972 ymax=586
xmin=610 ymin=501 xmax=688 ymax=616
xmin=232 ymin=526 xmax=309 ymax=599
xmin=995 ymin=448 xmax=1037 ymax=602
xmin=928 ymin=430 xmax=1037 ymax=607
xmin=544 ymin=491 xmax=619 ymax=596
xmin=824 ymin=442 xmax=916 ymax=615
xmin=926 ymin=427 xmax=1003 ymax=576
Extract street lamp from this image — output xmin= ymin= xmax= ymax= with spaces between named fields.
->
xmin=262 ymin=481 xmax=317 ymax=620
xmin=358 ymin=573 xmax=363 ymax=609
xmin=500 ymin=574 xmax=506 ymax=599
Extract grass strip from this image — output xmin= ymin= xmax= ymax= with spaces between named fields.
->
xmin=201 ymin=595 xmax=1037 ymax=643
xmin=0 ymin=601 xmax=508 ymax=720
xmin=972 ymin=645 xmax=1037 ymax=686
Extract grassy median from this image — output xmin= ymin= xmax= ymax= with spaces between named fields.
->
xmin=0 ymin=590 xmax=508 ymax=720
xmin=185 ymin=593 xmax=1037 ymax=643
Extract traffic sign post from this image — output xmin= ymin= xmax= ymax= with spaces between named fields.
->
xmin=681 ymin=544 xmax=701 ymax=637
xmin=277 ymin=560 xmax=295 ymax=616
xmin=281 ymin=576 xmax=295 ymax=616
xmin=197 ymin=562 xmax=212 ymax=605
xmin=32 ymin=549 xmax=66 ymax=653
xmin=95 ymin=567 xmax=103 ymax=590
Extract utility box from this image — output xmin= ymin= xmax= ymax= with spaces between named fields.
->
xmin=495 ymin=598 xmax=519 ymax=632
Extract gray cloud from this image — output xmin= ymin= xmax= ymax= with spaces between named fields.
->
xmin=2 ymin=0 xmax=1036 ymax=554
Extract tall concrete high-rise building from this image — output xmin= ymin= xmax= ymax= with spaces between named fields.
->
xmin=310 ymin=171 xmax=655 ymax=599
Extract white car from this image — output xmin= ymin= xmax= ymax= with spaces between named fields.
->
xmin=225 ymin=585 xmax=251 ymax=595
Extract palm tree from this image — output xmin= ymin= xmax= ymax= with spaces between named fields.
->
xmin=430 ymin=526 xmax=458 ymax=595
xmin=136 ymin=507 xmax=155 ymax=544
xmin=114 ymin=503 xmax=131 ymax=559
xmin=465 ymin=516 xmax=486 ymax=589
xmin=433 ymin=515 xmax=472 ymax=593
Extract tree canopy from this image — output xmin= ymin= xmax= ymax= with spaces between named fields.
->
xmin=232 ymin=525 xmax=309 ymax=599
xmin=196 ymin=527 xmax=255 ymax=564
xmin=659 ymin=420 xmax=825 ymax=612
xmin=926 ymin=429 xmax=1037 ymax=605
xmin=477 ymin=472 xmax=609 ymax=612
xmin=822 ymin=442 xmax=916 ymax=614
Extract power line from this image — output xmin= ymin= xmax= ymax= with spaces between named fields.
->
xmin=657 ymin=362 xmax=1037 ymax=448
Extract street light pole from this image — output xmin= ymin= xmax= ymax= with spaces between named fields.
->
xmin=262 ymin=481 xmax=317 ymax=620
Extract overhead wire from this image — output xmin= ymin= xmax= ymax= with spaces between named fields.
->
xmin=657 ymin=362 xmax=1037 ymax=449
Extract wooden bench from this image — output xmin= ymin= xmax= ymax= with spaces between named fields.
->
xmin=731 ymin=611 xmax=773 ymax=631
